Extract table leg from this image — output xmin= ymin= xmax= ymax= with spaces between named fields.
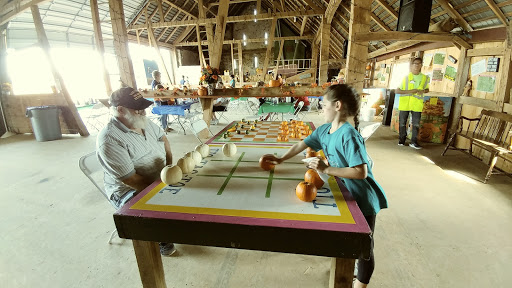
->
xmin=329 ymin=257 xmax=355 ymax=288
xmin=132 ymin=240 xmax=167 ymax=288
xmin=200 ymin=98 xmax=213 ymax=138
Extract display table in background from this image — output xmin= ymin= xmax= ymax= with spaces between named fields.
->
xmin=258 ymin=103 xmax=295 ymax=120
xmin=390 ymin=94 xmax=454 ymax=143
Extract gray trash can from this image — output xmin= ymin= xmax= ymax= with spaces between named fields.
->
xmin=25 ymin=105 xmax=62 ymax=142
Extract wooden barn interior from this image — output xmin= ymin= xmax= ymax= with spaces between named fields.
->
xmin=0 ymin=0 xmax=511 ymax=287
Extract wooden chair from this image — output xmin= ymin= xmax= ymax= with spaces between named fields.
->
xmin=442 ymin=109 xmax=512 ymax=183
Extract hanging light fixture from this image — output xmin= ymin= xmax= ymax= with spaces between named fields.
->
xmin=254 ymin=9 xmax=257 ymax=22
xmin=254 ymin=56 xmax=258 ymax=68
xmin=243 ymin=34 xmax=247 ymax=46
xmin=264 ymin=32 xmax=268 ymax=45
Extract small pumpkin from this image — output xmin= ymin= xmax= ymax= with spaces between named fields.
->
xmin=296 ymin=181 xmax=317 ymax=202
xmin=305 ymin=169 xmax=324 ymax=189
xmin=177 ymin=156 xmax=195 ymax=174
xmin=223 ymin=143 xmax=237 ymax=157
xmin=306 ymin=151 xmax=318 ymax=158
xmin=259 ymin=154 xmax=276 ymax=171
xmin=186 ymin=151 xmax=202 ymax=165
xmin=195 ymin=144 xmax=210 ymax=158
xmin=269 ymin=79 xmax=281 ymax=87
xmin=160 ymin=165 xmax=183 ymax=185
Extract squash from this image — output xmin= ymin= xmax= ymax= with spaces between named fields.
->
xmin=259 ymin=154 xmax=276 ymax=171
xmin=160 ymin=165 xmax=183 ymax=185
xmin=269 ymin=79 xmax=281 ymax=87
xmin=296 ymin=181 xmax=317 ymax=202
xmin=177 ymin=156 xmax=195 ymax=174
xmin=305 ymin=169 xmax=324 ymax=189
xmin=195 ymin=144 xmax=210 ymax=158
xmin=222 ymin=143 xmax=237 ymax=157
xmin=186 ymin=151 xmax=202 ymax=165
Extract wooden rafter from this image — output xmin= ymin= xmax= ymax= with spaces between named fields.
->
xmin=374 ymin=0 xmax=398 ymax=19
xmin=0 ymin=0 xmax=50 ymax=25
xmin=436 ymin=0 xmax=473 ymax=31
xmin=128 ymin=9 xmax=324 ymax=30
xmin=262 ymin=17 xmax=277 ymax=78
xmin=484 ymin=0 xmax=509 ymax=25
xmin=156 ymin=6 xmax=180 ymax=41
xmin=90 ymin=0 xmax=112 ymax=96
xmin=173 ymin=35 xmax=315 ymax=46
xmin=325 ymin=0 xmax=342 ymax=24
xmin=31 ymin=4 xmax=89 ymax=136
xmin=162 ymin=0 xmax=196 ymax=19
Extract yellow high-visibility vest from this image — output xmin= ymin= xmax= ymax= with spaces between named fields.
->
xmin=398 ymin=73 xmax=428 ymax=112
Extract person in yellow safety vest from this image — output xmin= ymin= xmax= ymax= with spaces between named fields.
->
xmin=395 ymin=57 xmax=430 ymax=150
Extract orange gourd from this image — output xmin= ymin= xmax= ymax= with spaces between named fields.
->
xmin=305 ymin=169 xmax=324 ymax=189
xmin=306 ymin=151 xmax=318 ymax=158
xmin=296 ymin=181 xmax=317 ymax=202
xmin=259 ymin=154 xmax=276 ymax=171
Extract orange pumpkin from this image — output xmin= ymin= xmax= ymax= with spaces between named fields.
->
xmin=296 ymin=181 xmax=317 ymax=202
xmin=259 ymin=154 xmax=276 ymax=171
xmin=305 ymin=169 xmax=324 ymax=189
xmin=306 ymin=151 xmax=318 ymax=158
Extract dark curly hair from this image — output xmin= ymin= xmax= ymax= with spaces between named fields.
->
xmin=324 ymin=84 xmax=361 ymax=131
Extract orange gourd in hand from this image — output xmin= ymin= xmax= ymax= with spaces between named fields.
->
xmin=305 ymin=169 xmax=324 ymax=189
xmin=259 ymin=154 xmax=276 ymax=171
xmin=295 ymin=181 xmax=317 ymax=202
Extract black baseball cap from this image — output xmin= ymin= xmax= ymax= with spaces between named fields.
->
xmin=109 ymin=87 xmax=153 ymax=110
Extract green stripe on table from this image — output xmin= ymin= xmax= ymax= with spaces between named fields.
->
xmin=198 ymin=174 xmax=302 ymax=181
xmin=217 ymin=152 xmax=245 ymax=195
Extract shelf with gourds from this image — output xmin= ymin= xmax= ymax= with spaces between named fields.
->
xmin=139 ymin=84 xmax=329 ymax=100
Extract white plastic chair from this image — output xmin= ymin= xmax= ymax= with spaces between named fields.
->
xmin=79 ymin=152 xmax=118 ymax=244
xmin=189 ymin=119 xmax=214 ymax=143
xmin=282 ymin=101 xmax=304 ymax=121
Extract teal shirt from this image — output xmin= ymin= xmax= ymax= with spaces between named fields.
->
xmin=304 ymin=122 xmax=388 ymax=216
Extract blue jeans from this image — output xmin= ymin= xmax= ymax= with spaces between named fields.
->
xmin=155 ymin=101 xmax=168 ymax=129
xmin=399 ymin=110 xmax=421 ymax=144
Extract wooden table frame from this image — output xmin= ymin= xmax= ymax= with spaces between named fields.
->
xmin=115 ymin=178 xmax=371 ymax=288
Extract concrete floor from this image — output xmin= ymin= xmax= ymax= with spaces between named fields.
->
xmin=1 ymin=108 xmax=511 ymax=288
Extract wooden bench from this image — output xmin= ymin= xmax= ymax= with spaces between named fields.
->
xmin=442 ymin=109 xmax=512 ymax=183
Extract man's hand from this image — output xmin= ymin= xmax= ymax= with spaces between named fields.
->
xmin=308 ymin=157 xmax=329 ymax=174
xmin=416 ymin=89 xmax=425 ymax=95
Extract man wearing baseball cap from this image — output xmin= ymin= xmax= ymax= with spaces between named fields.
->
xmin=96 ymin=87 xmax=176 ymax=256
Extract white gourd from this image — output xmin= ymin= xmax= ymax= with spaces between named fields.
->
xmin=222 ymin=143 xmax=237 ymax=157
xmin=186 ymin=151 xmax=202 ymax=165
xmin=195 ymin=144 xmax=210 ymax=158
xmin=177 ymin=156 xmax=195 ymax=174
xmin=160 ymin=165 xmax=183 ymax=185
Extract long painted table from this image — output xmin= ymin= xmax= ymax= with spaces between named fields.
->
xmin=114 ymin=134 xmax=371 ymax=288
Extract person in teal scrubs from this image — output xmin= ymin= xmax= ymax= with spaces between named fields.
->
xmin=262 ymin=84 xmax=388 ymax=288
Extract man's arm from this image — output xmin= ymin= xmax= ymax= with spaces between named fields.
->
xmin=122 ymin=173 xmax=154 ymax=192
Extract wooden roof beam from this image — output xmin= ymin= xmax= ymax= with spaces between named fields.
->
xmin=436 ymin=0 xmax=473 ymax=31
xmin=207 ymin=0 xmax=256 ymax=8
xmin=354 ymin=31 xmax=472 ymax=49
xmin=374 ymin=0 xmax=398 ymax=20
xmin=128 ymin=9 xmax=323 ymax=30
xmin=174 ymin=35 xmax=315 ymax=46
xmin=162 ymin=0 xmax=197 ymax=19
xmin=324 ymin=0 xmax=342 ymax=24
xmin=0 ymin=0 xmax=50 ymax=25
xmin=484 ymin=0 xmax=509 ymax=25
